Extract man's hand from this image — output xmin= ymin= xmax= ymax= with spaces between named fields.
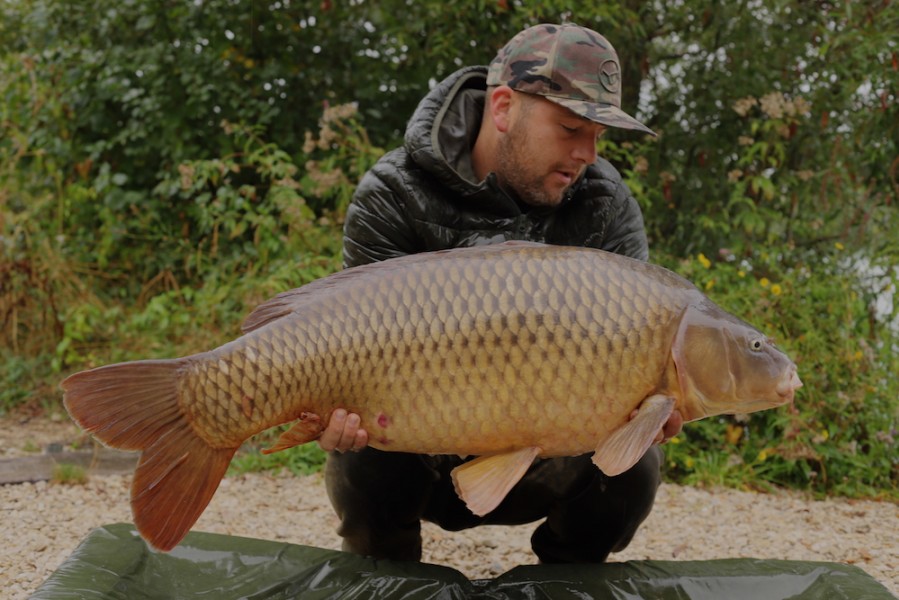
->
xmin=318 ymin=409 xmax=369 ymax=452
xmin=630 ymin=406 xmax=684 ymax=445
xmin=654 ymin=409 xmax=684 ymax=445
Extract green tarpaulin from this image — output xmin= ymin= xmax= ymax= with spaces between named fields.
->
xmin=32 ymin=524 xmax=896 ymax=599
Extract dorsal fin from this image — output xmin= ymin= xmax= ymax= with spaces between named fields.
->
xmin=241 ymin=242 xmax=548 ymax=333
xmin=241 ymin=266 xmax=382 ymax=333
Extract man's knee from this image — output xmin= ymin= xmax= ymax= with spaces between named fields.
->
xmin=325 ymin=448 xmax=434 ymax=561
xmin=533 ymin=447 xmax=663 ymax=563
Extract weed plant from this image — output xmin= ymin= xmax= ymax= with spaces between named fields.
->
xmin=51 ymin=463 xmax=88 ymax=486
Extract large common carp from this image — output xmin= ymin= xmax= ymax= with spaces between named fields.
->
xmin=62 ymin=242 xmax=801 ymax=551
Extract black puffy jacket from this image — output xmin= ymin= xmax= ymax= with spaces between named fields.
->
xmin=342 ymin=66 xmax=649 ymax=269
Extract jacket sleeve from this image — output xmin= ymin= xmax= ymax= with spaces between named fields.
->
xmin=579 ymin=159 xmax=650 ymax=262
xmin=599 ymin=180 xmax=650 ymax=261
xmin=342 ymin=159 xmax=421 ymax=269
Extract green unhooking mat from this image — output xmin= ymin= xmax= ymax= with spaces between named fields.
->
xmin=31 ymin=524 xmax=896 ymax=599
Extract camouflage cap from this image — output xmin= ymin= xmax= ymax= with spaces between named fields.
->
xmin=487 ymin=23 xmax=655 ymax=136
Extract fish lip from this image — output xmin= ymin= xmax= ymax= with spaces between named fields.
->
xmin=775 ymin=366 xmax=803 ymax=403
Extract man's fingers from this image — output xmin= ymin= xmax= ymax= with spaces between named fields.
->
xmin=341 ymin=413 xmax=361 ymax=450
xmin=317 ymin=409 xmax=345 ymax=451
xmin=318 ymin=409 xmax=369 ymax=452
xmin=662 ymin=410 xmax=684 ymax=442
xmin=352 ymin=428 xmax=369 ymax=451
xmin=631 ymin=406 xmax=684 ymax=445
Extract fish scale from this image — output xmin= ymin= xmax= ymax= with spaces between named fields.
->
xmin=62 ymin=241 xmax=801 ymax=551
xmin=233 ymin=246 xmax=666 ymax=452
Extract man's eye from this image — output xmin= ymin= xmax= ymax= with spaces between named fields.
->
xmin=561 ymin=125 xmax=578 ymax=133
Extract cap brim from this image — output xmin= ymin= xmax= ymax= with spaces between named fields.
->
xmin=546 ymin=96 xmax=656 ymax=136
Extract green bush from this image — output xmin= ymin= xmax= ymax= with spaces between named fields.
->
xmin=658 ymin=248 xmax=898 ymax=498
xmin=2 ymin=0 xmax=896 ymax=497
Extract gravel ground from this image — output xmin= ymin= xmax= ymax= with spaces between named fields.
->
xmin=1 ymin=417 xmax=897 ymax=599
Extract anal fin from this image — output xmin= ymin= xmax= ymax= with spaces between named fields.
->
xmin=451 ymin=447 xmax=540 ymax=516
xmin=262 ymin=412 xmax=323 ymax=454
xmin=592 ymin=395 xmax=675 ymax=476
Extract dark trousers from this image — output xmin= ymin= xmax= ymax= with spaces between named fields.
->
xmin=324 ymin=446 xmax=663 ymax=563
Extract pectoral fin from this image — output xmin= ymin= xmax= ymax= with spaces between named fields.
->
xmin=451 ymin=447 xmax=541 ymax=516
xmin=262 ymin=412 xmax=324 ymax=454
xmin=592 ymin=395 xmax=675 ymax=476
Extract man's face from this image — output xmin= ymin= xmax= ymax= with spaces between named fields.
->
xmin=495 ymin=93 xmax=606 ymax=207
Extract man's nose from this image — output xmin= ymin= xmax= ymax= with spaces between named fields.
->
xmin=571 ymin=135 xmax=598 ymax=164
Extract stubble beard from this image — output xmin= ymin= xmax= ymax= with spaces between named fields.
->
xmin=496 ymin=123 xmax=571 ymax=208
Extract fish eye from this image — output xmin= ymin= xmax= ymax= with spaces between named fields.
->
xmin=750 ymin=338 xmax=765 ymax=351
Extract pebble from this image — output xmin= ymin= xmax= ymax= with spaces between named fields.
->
xmin=2 ymin=473 xmax=895 ymax=599
xmin=1 ymin=418 xmax=896 ymax=598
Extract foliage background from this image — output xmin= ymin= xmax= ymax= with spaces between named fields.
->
xmin=1 ymin=0 xmax=896 ymax=499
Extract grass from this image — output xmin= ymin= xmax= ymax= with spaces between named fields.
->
xmin=229 ymin=444 xmax=328 ymax=478
xmin=228 ymin=426 xmax=328 ymax=478
xmin=51 ymin=463 xmax=88 ymax=486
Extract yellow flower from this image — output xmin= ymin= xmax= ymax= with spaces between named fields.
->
xmin=770 ymin=283 xmax=782 ymax=296
xmin=757 ymin=449 xmax=769 ymax=462
xmin=705 ymin=279 xmax=715 ymax=290
xmin=725 ymin=424 xmax=743 ymax=445
xmin=738 ymin=270 xmax=746 ymax=278
xmin=668 ymin=436 xmax=682 ymax=445
xmin=685 ymin=457 xmax=695 ymax=469
xmin=759 ymin=277 xmax=770 ymax=288
xmin=835 ymin=242 xmax=844 ymax=250
xmin=812 ymin=429 xmax=830 ymax=444
xmin=697 ymin=253 xmax=711 ymax=269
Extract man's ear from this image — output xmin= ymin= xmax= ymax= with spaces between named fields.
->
xmin=488 ymin=85 xmax=514 ymax=133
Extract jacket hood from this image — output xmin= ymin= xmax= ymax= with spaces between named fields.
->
xmin=404 ymin=67 xmax=495 ymax=197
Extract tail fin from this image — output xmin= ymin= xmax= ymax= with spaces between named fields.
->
xmin=62 ymin=359 xmax=237 ymax=551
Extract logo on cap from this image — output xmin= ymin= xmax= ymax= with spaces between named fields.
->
xmin=599 ymin=59 xmax=621 ymax=94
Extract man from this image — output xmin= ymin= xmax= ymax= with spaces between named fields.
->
xmin=317 ymin=23 xmax=682 ymax=564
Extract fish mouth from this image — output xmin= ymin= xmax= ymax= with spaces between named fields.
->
xmin=775 ymin=366 xmax=803 ymax=404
